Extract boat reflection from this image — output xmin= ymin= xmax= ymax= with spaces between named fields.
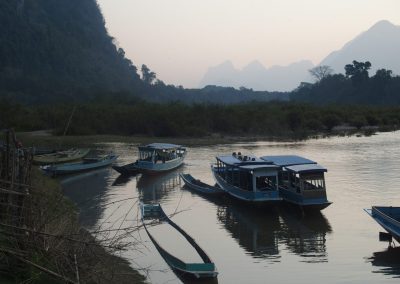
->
xmin=136 ymin=171 xmax=182 ymax=203
xmin=216 ymin=200 xmax=331 ymax=263
xmin=279 ymin=210 xmax=331 ymax=263
xmin=368 ymin=247 xmax=400 ymax=278
xmin=217 ymin=203 xmax=281 ymax=260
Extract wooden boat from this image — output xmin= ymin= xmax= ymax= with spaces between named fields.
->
xmin=140 ymin=203 xmax=218 ymax=279
xmin=33 ymin=148 xmax=90 ymax=165
xmin=180 ymin=173 xmax=225 ymax=196
xmin=211 ymin=152 xmax=282 ymax=203
xmin=113 ymin=143 xmax=186 ymax=175
xmin=41 ymin=154 xmax=117 ymax=176
xmin=365 ymin=206 xmax=400 ymax=243
xmin=260 ymin=155 xmax=332 ymax=211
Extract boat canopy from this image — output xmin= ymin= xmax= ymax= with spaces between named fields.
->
xmin=216 ymin=155 xmax=270 ymax=166
xmin=239 ymin=164 xmax=279 ymax=171
xmin=285 ymin=164 xmax=327 ymax=174
xmin=260 ymin=155 xmax=316 ymax=166
xmin=139 ymin=143 xmax=183 ymax=151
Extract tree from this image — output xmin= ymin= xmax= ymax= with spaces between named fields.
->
xmin=373 ymin=68 xmax=392 ymax=83
xmin=344 ymin=60 xmax=371 ymax=86
xmin=309 ymin=65 xmax=333 ymax=82
xmin=141 ymin=64 xmax=156 ymax=85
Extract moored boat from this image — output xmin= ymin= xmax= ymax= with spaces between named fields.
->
xmin=180 ymin=173 xmax=225 ymax=196
xmin=41 ymin=154 xmax=118 ymax=176
xmin=33 ymin=148 xmax=90 ymax=165
xmin=140 ymin=203 xmax=218 ymax=279
xmin=260 ymin=155 xmax=331 ymax=211
xmin=211 ymin=152 xmax=282 ymax=204
xmin=364 ymin=206 xmax=400 ymax=243
xmin=113 ymin=143 xmax=186 ymax=175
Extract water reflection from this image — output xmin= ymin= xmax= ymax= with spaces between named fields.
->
xmin=368 ymin=247 xmax=400 ymax=278
xmin=61 ymin=168 xmax=114 ymax=228
xmin=136 ymin=171 xmax=182 ymax=203
xmin=216 ymin=200 xmax=331 ymax=263
xmin=279 ymin=210 xmax=331 ymax=263
xmin=217 ymin=203 xmax=281 ymax=260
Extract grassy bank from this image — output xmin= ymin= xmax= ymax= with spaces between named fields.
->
xmin=1 ymin=168 xmax=147 ymax=283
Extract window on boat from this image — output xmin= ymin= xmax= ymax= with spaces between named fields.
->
xmin=255 ymin=175 xmax=277 ymax=191
xmin=301 ymin=174 xmax=325 ymax=190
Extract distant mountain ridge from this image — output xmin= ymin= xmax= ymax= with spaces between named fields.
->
xmin=320 ymin=20 xmax=400 ymax=75
xmin=200 ymin=20 xmax=400 ymax=92
xmin=199 ymin=60 xmax=313 ymax=92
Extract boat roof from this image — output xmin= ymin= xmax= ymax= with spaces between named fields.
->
xmin=285 ymin=164 xmax=327 ymax=174
xmin=260 ymin=155 xmax=316 ymax=166
xmin=139 ymin=143 xmax=183 ymax=150
xmin=216 ymin=154 xmax=272 ymax=166
xmin=239 ymin=164 xmax=280 ymax=171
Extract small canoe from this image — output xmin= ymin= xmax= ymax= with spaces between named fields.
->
xmin=41 ymin=154 xmax=117 ymax=176
xmin=365 ymin=206 xmax=400 ymax=243
xmin=180 ymin=173 xmax=225 ymax=196
xmin=33 ymin=148 xmax=90 ymax=165
xmin=140 ymin=203 xmax=218 ymax=279
xmin=112 ymin=162 xmax=139 ymax=176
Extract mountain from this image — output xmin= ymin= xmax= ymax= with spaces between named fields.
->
xmin=0 ymin=0 xmax=142 ymax=103
xmin=199 ymin=60 xmax=314 ymax=92
xmin=320 ymin=20 xmax=400 ymax=75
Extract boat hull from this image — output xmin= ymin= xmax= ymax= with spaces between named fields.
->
xmin=211 ymin=166 xmax=281 ymax=204
xmin=279 ymin=187 xmax=331 ymax=211
xmin=140 ymin=203 xmax=218 ymax=279
xmin=180 ymin=173 xmax=225 ymax=196
xmin=33 ymin=148 xmax=90 ymax=165
xmin=365 ymin=206 xmax=400 ymax=243
xmin=114 ymin=156 xmax=185 ymax=176
xmin=42 ymin=155 xmax=117 ymax=176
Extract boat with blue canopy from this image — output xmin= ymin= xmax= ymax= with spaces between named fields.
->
xmin=211 ymin=152 xmax=282 ymax=203
xmin=113 ymin=143 xmax=186 ymax=175
xmin=260 ymin=155 xmax=331 ymax=211
xmin=365 ymin=206 xmax=400 ymax=244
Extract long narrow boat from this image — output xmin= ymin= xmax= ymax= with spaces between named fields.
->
xmin=33 ymin=148 xmax=90 ymax=165
xmin=180 ymin=173 xmax=225 ymax=196
xmin=364 ymin=206 xmax=400 ymax=243
xmin=140 ymin=203 xmax=218 ymax=279
xmin=211 ymin=152 xmax=282 ymax=204
xmin=41 ymin=154 xmax=118 ymax=176
xmin=113 ymin=143 xmax=186 ymax=175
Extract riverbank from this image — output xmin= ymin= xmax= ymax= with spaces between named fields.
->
xmin=0 ymin=166 xmax=147 ymax=283
xmin=17 ymin=125 xmax=392 ymax=148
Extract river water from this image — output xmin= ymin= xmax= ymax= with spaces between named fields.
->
xmin=62 ymin=131 xmax=400 ymax=284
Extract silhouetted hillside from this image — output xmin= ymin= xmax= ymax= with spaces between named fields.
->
xmin=0 ymin=0 xmax=142 ymax=103
xmin=320 ymin=20 xmax=400 ymax=76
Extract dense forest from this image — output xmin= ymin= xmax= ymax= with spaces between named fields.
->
xmin=292 ymin=61 xmax=400 ymax=105
xmin=2 ymin=97 xmax=400 ymax=138
xmin=0 ymin=0 xmax=284 ymax=104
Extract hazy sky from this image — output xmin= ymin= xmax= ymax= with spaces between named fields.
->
xmin=97 ymin=0 xmax=400 ymax=87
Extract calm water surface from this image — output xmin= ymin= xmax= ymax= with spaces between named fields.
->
xmin=62 ymin=131 xmax=400 ymax=283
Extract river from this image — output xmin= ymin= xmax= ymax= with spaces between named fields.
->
xmin=62 ymin=131 xmax=400 ymax=283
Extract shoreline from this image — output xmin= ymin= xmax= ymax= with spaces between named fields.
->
xmin=17 ymin=127 xmax=394 ymax=148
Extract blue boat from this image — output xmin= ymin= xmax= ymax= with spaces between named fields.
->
xmin=180 ymin=173 xmax=225 ymax=196
xmin=113 ymin=143 xmax=186 ymax=175
xmin=140 ymin=203 xmax=218 ymax=279
xmin=365 ymin=206 xmax=400 ymax=243
xmin=41 ymin=154 xmax=118 ymax=176
xmin=260 ymin=155 xmax=331 ymax=211
xmin=211 ymin=152 xmax=282 ymax=203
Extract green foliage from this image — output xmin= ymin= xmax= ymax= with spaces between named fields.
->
xmin=2 ymin=99 xmax=400 ymax=138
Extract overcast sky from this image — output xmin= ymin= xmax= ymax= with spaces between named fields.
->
xmin=97 ymin=0 xmax=400 ymax=87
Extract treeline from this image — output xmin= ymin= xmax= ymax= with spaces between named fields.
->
xmin=2 ymin=98 xmax=400 ymax=138
xmin=292 ymin=61 xmax=400 ymax=105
